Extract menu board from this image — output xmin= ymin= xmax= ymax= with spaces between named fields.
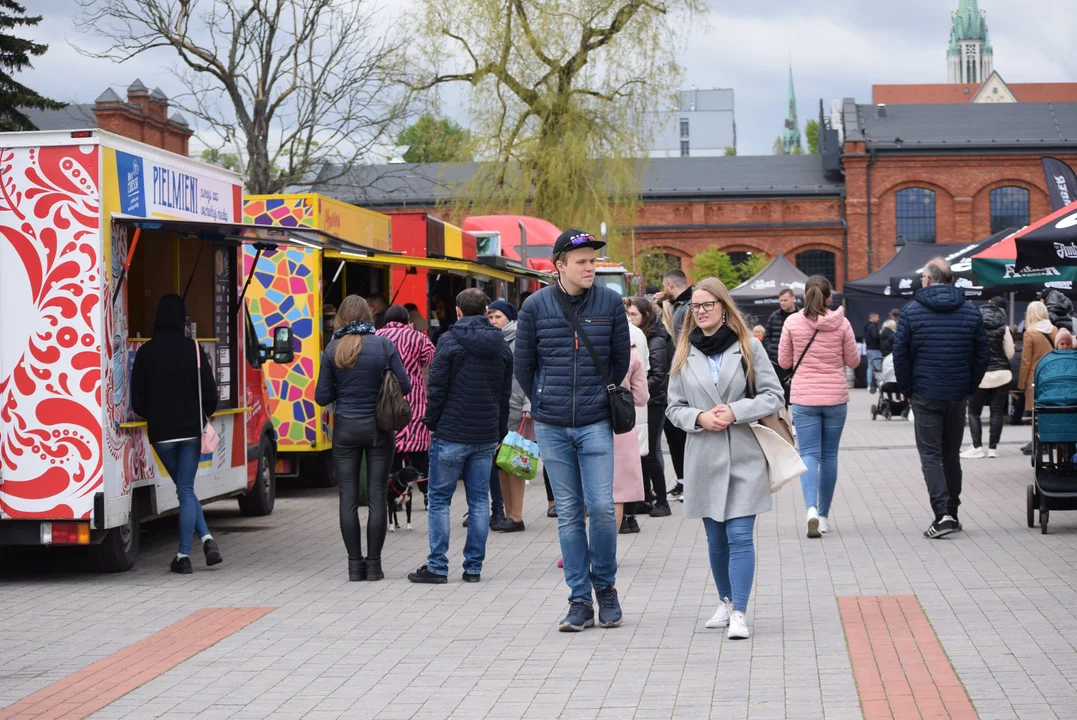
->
xmin=213 ymin=247 xmax=233 ymax=403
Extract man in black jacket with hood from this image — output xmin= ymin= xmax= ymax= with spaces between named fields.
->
xmin=410 ymin=289 xmax=513 ymax=585
xmin=764 ymin=288 xmax=797 ymax=403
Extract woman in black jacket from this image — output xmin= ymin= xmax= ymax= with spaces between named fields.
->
xmin=627 ymin=297 xmax=672 ymax=516
xmin=131 ymin=294 xmax=221 ymax=574
xmin=315 ymin=295 xmax=411 ymax=581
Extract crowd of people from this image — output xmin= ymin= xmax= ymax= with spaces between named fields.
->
xmin=132 ymin=230 xmax=1075 ymax=638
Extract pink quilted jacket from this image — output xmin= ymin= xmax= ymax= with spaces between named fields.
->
xmin=778 ymin=307 xmax=860 ymax=406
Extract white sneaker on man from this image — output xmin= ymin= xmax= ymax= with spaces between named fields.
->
xmin=706 ymin=599 xmax=732 ymax=629
xmin=727 ymin=612 xmax=750 ymax=639
xmin=806 ymin=507 xmax=821 ymax=538
xmin=818 ymin=516 xmax=831 ymax=534
xmin=960 ymin=447 xmax=985 ymax=459
xmin=987 ymin=448 xmax=999 ymax=458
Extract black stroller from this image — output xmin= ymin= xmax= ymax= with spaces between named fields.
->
xmin=869 ymin=357 xmax=910 ymax=421
xmin=1027 ymin=350 xmax=1077 ymax=534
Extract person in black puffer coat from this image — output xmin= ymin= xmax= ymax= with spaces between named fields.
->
xmin=961 ymin=299 xmax=1014 ymax=459
xmin=1043 ymin=289 xmax=1076 ymax=333
xmin=316 ymin=295 xmax=411 ymax=582
xmin=627 ymin=297 xmax=672 ymax=516
xmin=764 ymin=289 xmax=798 ymax=403
xmin=893 ymin=257 xmax=988 ymax=539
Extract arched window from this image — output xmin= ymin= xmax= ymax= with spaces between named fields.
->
xmin=796 ymin=250 xmax=836 ymax=286
xmin=896 ymin=188 xmax=936 ymax=243
xmin=727 ymin=251 xmax=751 ymax=266
xmin=990 ymin=186 xmax=1030 ymax=233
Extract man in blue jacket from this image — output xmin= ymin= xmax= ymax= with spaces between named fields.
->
xmin=515 ymin=229 xmax=631 ymax=631
xmin=409 ymin=289 xmax=513 ymax=584
xmin=893 ymin=258 xmax=989 ymax=539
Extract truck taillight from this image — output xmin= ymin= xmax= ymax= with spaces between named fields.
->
xmin=41 ymin=522 xmax=90 ymax=545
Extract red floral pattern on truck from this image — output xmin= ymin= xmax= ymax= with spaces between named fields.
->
xmin=0 ymin=145 xmax=102 ymax=519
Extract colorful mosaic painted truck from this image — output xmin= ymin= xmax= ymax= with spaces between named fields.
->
xmin=0 ymin=130 xmax=313 ymax=570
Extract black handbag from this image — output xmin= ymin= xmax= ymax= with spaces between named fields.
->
xmin=555 ymin=290 xmax=636 ymax=435
xmin=376 ymin=339 xmax=412 ymax=432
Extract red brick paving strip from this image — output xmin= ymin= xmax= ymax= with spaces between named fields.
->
xmin=0 ymin=607 xmax=274 ymax=720
xmin=838 ymin=595 xmax=978 ymax=720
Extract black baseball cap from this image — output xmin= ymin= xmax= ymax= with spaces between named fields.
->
xmin=553 ymin=228 xmax=605 ymax=254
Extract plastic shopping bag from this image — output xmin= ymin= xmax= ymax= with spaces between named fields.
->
xmin=495 ymin=419 xmax=539 ymax=480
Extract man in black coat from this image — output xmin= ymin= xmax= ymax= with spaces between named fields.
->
xmin=409 ymin=289 xmax=513 ymax=585
xmin=764 ymin=288 xmax=798 ymax=404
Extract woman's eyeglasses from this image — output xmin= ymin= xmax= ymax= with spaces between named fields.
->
xmin=690 ymin=301 xmax=720 ymax=314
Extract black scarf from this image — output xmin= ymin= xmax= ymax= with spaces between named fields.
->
xmin=689 ymin=325 xmax=738 ymax=357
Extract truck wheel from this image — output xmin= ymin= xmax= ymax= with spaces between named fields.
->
xmin=303 ymin=452 xmax=337 ymax=488
xmin=89 ymin=500 xmax=140 ymax=572
xmin=238 ymin=435 xmax=276 ymax=516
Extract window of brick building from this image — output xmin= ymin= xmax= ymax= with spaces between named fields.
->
xmin=796 ymin=250 xmax=837 ymax=286
xmin=896 ymin=188 xmax=936 ymax=244
xmin=727 ymin=251 xmax=751 ymax=266
xmin=990 ymin=186 xmax=1030 ymax=234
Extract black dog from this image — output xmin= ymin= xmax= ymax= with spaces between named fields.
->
xmin=387 ymin=466 xmax=427 ymax=532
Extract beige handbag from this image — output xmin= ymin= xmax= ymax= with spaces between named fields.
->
xmin=743 ymin=361 xmax=806 ymax=493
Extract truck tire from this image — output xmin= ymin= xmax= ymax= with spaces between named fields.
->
xmin=303 ymin=451 xmax=337 ymax=488
xmin=238 ymin=435 xmax=276 ymax=516
xmin=89 ymin=500 xmax=140 ymax=572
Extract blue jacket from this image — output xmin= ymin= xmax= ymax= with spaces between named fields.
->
xmin=316 ymin=333 xmax=411 ymax=419
xmin=893 ymin=285 xmax=989 ymax=401
xmin=515 ymin=283 xmax=631 ymax=427
xmin=423 ymin=315 xmax=513 ymax=444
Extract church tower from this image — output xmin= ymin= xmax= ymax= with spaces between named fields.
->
xmin=781 ymin=66 xmax=801 ymax=154
xmin=947 ymin=0 xmax=993 ymax=84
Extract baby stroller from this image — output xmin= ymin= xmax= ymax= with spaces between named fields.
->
xmin=870 ymin=356 xmax=910 ymax=421
xmin=1027 ymin=350 xmax=1077 ymax=534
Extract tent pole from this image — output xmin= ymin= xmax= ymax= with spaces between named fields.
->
xmin=1009 ymin=292 xmax=1015 ymax=326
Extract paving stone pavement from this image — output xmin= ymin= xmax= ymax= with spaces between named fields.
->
xmin=1 ymin=391 xmax=1076 ymax=719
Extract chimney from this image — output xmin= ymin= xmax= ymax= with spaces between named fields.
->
xmin=92 ymin=79 xmax=194 ymax=157
xmin=877 ymin=103 xmax=887 ymax=118
xmin=148 ymin=87 xmax=169 ymax=122
xmin=127 ymin=79 xmax=150 ymax=115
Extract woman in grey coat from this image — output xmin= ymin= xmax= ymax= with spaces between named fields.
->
xmin=488 ymin=301 xmax=531 ymax=532
xmin=666 ymin=277 xmax=785 ymax=640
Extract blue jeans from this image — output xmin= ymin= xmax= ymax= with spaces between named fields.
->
xmin=702 ymin=515 xmax=756 ymax=613
xmin=489 ymin=462 xmax=505 ymax=522
xmin=791 ymin=403 xmax=848 ymax=517
xmin=534 ymin=420 xmax=617 ymax=604
xmin=866 ymin=349 xmax=882 ymax=387
xmin=426 ymin=438 xmax=499 ymax=576
xmin=154 ymin=439 xmax=210 ymax=555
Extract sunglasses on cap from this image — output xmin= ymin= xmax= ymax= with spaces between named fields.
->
xmin=568 ymin=233 xmax=596 ymax=245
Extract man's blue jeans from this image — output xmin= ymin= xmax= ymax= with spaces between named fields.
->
xmin=866 ymin=349 xmax=882 ymax=387
xmin=534 ymin=420 xmax=617 ymax=604
xmin=154 ymin=439 xmax=209 ymax=555
xmin=791 ymin=403 xmax=848 ymax=517
xmin=426 ymin=438 xmax=499 ymax=576
xmin=702 ymin=515 xmax=756 ymax=613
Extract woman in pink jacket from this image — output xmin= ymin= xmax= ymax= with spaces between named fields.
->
xmin=778 ymin=276 xmax=860 ymax=539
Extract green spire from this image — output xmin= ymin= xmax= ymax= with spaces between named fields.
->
xmin=952 ymin=0 xmax=987 ymax=42
xmin=781 ymin=65 xmax=801 ymax=155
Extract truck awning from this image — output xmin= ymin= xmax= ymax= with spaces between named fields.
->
xmin=112 ymin=214 xmax=392 ymax=256
xmin=476 ymin=256 xmax=554 ymax=284
xmin=323 ymin=250 xmax=517 ymax=283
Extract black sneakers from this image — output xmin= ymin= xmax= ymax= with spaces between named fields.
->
xmin=619 ymin=516 xmax=641 ymax=534
xmin=547 ymin=505 xmax=558 ymax=518
xmin=559 ymin=602 xmax=595 ymax=632
xmin=650 ymin=503 xmax=672 ymax=518
xmin=596 ymin=587 xmax=623 ymax=628
xmin=462 ymin=571 xmax=481 ymax=583
xmin=669 ymin=483 xmax=684 ymax=498
xmin=203 ymin=538 xmax=222 ymax=566
xmin=408 ymin=564 xmax=447 ymax=584
xmin=170 ymin=556 xmax=192 ymax=574
xmin=924 ymin=516 xmax=959 ymax=539
xmin=492 ymin=519 xmax=525 ymax=533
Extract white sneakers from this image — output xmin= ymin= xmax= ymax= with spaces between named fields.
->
xmin=806 ymin=507 xmax=821 ymax=538
xmin=728 ymin=612 xmax=750 ymax=639
xmin=818 ymin=516 xmax=831 ymax=534
xmin=960 ymin=447 xmax=985 ymax=459
xmin=987 ymin=448 xmax=999 ymax=458
xmin=706 ymin=599 xmax=732 ymax=628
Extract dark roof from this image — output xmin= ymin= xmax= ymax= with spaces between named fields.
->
xmin=730 ymin=254 xmax=808 ymax=301
xmin=851 ymin=102 xmax=1077 ymax=150
xmin=95 ymin=88 xmax=123 ymax=104
xmin=21 ymin=103 xmax=96 ymax=131
xmin=308 ymin=155 xmax=843 ymax=208
xmin=150 ymin=87 xmax=168 ymax=101
xmin=128 ymin=79 xmax=148 ymax=93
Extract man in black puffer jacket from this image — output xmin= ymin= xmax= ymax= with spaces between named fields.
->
xmin=764 ymin=288 xmax=798 ymax=403
xmin=409 ymin=289 xmax=513 ymax=586
xmin=894 ymin=258 xmax=988 ymax=540
xmin=1043 ymin=289 xmax=1076 ymax=333
xmin=515 ymin=229 xmax=630 ymax=632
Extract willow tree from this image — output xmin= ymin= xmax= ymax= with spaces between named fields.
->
xmin=413 ymin=0 xmax=702 ymax=258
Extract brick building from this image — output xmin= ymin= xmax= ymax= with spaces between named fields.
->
xmin=22 ymin=79 xmax=194 ymax=156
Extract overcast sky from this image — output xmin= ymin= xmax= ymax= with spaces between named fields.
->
xmin=25 ymin=0 xmax=1077 ymax=157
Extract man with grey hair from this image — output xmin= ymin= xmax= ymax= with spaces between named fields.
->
xmin=893 ymin=257 xmax=989 ymax=539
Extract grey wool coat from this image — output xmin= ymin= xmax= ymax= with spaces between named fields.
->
xmin=665 ymin=337 xmax=786 ymax=522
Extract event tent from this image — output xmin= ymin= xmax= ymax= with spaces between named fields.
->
xmin=730 ymin=254 xmax=807 ymax=304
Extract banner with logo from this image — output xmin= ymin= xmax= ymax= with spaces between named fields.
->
xmin=1042 ymin=157 xmax=1077 ymax=212
xmin=113 ymin=150 xmax=239 ymax=222
xmin=973 ymin=221 xmax=1077 ymax=288
xmin=1013 ymin=201 xmax=1077 ymax=270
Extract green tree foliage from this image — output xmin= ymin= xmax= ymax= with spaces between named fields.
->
xmin=804 ymin=118 xmax=819 ymax=155
xmin=736 ymin=253 xmax=769 ymax=283
xmin=412 ymin=0 xmax=704 ymax=260
xmin=691 ymin=247 xmax=740 ymax=288
xmin=723 ymin=146 xmax=736 ymax=156
xmin=200 ymin=148 xmax=241 ymax=172
xmin=397 ymin=114 xmax=473 ymax=163
xmin=0 ymin=0 xmax=64 ymax=131
xmin=640 ymin=251 xmax=681 ymax=289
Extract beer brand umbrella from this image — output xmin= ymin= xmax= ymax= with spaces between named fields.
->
xmin=1014 ymin=200 xmax=1077 ymax=269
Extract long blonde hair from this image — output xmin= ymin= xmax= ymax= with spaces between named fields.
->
xmin=670 ymin=277 xmax=755 ymax=388
xmin=658 ymin=300 xmax=675 ymax=337
xmin=333 ymin=295 xmax=374 ymax=369
xmin=1025 ymin=300 xmax=1049 ymax=331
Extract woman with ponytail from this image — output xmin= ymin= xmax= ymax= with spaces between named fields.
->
xmin=778 ymin=275 xmax=859 ymax=539
xmin=316 ymin=295 xmax=411 ymax=582
xmin=665 ymin=277 xmax=784 ymax=640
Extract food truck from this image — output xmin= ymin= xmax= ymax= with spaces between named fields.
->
xmin=0 ymin=130 xmax=326 ymax=570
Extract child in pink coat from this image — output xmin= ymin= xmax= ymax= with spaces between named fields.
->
xmin=778 ymin=275 xmax=859 ymax=539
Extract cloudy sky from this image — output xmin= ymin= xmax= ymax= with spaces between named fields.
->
xmin=25 ymin=0 xmax=1077 ymax=157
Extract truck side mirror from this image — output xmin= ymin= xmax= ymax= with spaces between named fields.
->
xmin=271 ymin=325 xmax=295 ymax=364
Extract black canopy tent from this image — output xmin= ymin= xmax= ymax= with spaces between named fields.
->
xmin=728 ymin=254 xmax=845 ymax=327
xmin=1015 ymin=200 xmax=1077 ymax=269
xmin=885 ymin=228 xmax=1015 ymax=299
